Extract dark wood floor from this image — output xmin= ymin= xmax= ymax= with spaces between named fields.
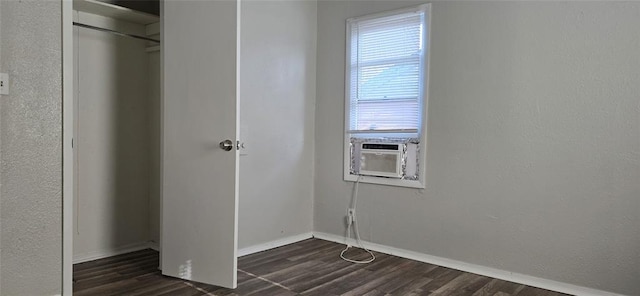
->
xmin=73 ymin=238 xmax=570 ymax=296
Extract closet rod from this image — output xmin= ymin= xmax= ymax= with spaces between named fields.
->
xmin=73 ymin=22 xmax=160 ymax=44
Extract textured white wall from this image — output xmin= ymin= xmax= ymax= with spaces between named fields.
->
xmin=0 ymin=1 xmax=62 ymax=295
xmin=315 ymin=1 xmax=640 ymax=295
xmin=73 ymin=12 xmax=152 ymax=260
xmin=238 ymin=0 xmax=317 ymax=248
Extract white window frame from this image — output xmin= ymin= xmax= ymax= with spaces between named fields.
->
xmin=343 ymin=4 xmax=431 ymax=188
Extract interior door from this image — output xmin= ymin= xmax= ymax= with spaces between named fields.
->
xmin=161 ymin=0 xmax=239 ymax=288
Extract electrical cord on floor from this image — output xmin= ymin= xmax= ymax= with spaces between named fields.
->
xmin=340 ymin=176 xmax=375 ymax=264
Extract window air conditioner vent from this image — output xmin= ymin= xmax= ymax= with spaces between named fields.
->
xmin=357 ymin=142 xmax=403 ymax=178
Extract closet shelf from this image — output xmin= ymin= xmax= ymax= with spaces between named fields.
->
xmin=146 ymin=45 xmax=161 ymax=53
xmin=74 ymin=0 xmax=159 ymax=25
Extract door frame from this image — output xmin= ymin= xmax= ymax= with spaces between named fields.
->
xmin=62 ymin=0 xmax=74 ymax=294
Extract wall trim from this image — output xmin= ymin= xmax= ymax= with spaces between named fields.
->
xmin=148 ymin=241 xmax=159 ymax=251
xmin=312 ymin=232 xmax=625 ymax=296
xmin=237 ymin=232 xmax=314 ymax=257
xmin=62 ymin=0 xmax=75 ymax=295
xmin=73 ymin=242 xmax=157 ymax=264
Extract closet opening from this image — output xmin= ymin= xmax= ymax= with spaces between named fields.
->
xmin=63 ymin=0 xmax=240 ymax=295
xmin=65 ymin=1 xmax=242 ymax=293
xmin=69 ymin=0 xmax=162 ymax=292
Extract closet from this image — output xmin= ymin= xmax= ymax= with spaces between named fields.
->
xmin=72 ymin=0 xmax=161 ymax=263
xmin=70 ymin=0 xmax=239 ymax=288
xmin=66 ymin=0 xmax=317 ymax=291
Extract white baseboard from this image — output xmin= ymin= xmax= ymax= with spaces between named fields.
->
xmin=73 ymin=232 xmax=312 ymax=264
xmin=312 ymin=232 xmax=624 ymax=296
xmin=238 ymin=232 xmax=313 ymax=257
xmin=148 ymin=241 xmax=159 ymax=251
xmin=73 ymin=241 xmax=157 ymax=264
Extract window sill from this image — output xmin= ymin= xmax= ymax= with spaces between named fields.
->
xmin=344 ymin=174 xmax=425 ymax=189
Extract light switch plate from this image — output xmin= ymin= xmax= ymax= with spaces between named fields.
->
xmin=0 ymin=73 xmax=9 ymax=95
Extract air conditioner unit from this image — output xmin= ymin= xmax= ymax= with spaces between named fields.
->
xmin=357 ymin=143 xmax=404 ymax=178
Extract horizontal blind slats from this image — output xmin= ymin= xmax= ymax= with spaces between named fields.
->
xmin=349 ymin=9 xmax=424 ymax=133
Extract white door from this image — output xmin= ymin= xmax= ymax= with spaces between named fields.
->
xmin=161 ymin=0 xmax=239 ymax=288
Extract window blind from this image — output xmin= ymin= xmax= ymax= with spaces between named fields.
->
xmin=348 ymin=10 xmax=425 ymax=134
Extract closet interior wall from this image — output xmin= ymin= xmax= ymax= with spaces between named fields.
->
xmin=73 ymin=10 xmax=160 ymax=262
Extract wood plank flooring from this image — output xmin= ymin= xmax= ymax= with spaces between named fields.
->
xmin=73 ymin=238 xmax=571 ymax=296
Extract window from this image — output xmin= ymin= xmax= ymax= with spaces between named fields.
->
xmin=344 ymin=4 xmax=430 ymax=188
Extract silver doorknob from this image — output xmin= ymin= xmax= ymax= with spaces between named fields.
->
xmin=219 ymin=139 xmax=234 ymax=151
